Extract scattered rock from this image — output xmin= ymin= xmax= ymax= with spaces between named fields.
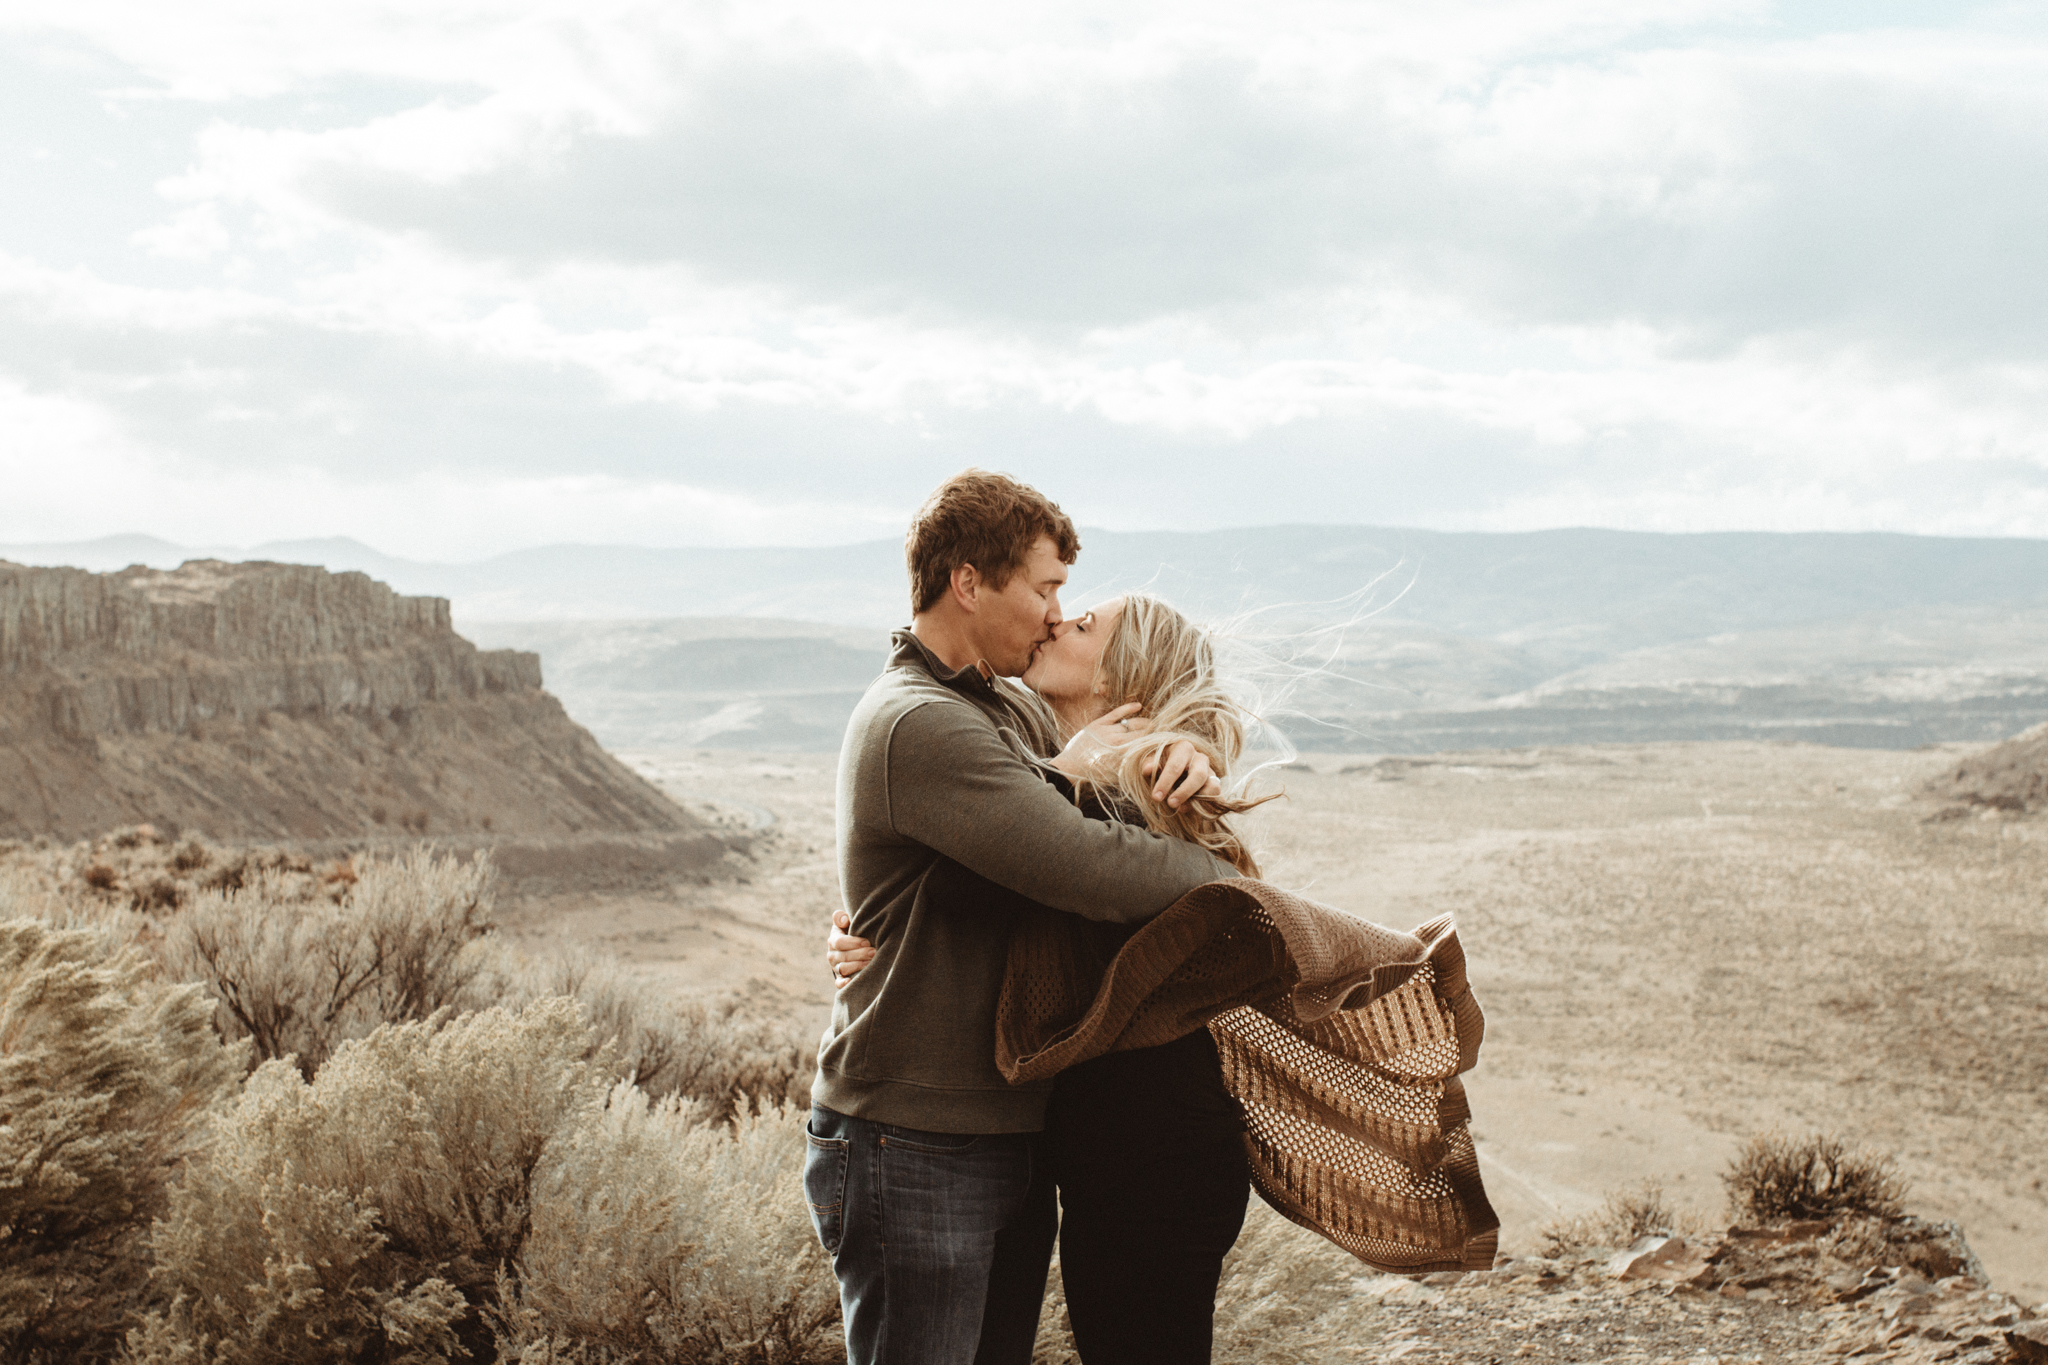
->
xmin=1466 ymin=1212 xmax=2028 ymax=1364
xmin=1608 ymin=1234 xmax=1712 ymax=1284
xmin=1880 ymin=1292 xmax=1934 ymax=1320
xmin=2008 ymin=1320 xmax=2048 ymax=1363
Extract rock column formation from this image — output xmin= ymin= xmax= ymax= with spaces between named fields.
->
xmin=0 ymin=559 xmax=695 ymax=841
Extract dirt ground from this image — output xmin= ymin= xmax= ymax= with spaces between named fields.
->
xmin=489 ymin=751 xmax=845 ymax=1012
xmin=505 ymin=740 xmax=2047 ymax=1308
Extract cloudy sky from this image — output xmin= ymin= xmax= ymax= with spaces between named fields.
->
xmin=2 ymin=0 xmax=2045 ymax=560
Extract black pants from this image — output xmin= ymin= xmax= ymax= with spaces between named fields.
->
xmin=1045 ymin=1028 xmax=1251 ymax=1365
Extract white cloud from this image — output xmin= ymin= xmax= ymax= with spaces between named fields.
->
xmin=0 ymin=384 xmax=903 ymax=557
xmin=2 ymin=0 xmax=2047 ymax=552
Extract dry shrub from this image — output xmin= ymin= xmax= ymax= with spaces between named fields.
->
xmin=0 ymin=918 xmax=242 ymax=1363
xmin=131 ymin=876 xmax=181 ymax=914
xmin=194 ymin=847 xmax=317 ymax=897
xmin=5 ymin=841 xmax=836 ymax=1361
xmin=1723 ymin=1131 xmax=1908 ymax=1224
xmin=0 ymin=830 xmax=324 ymax=918
xmin=161 ymin=847 xmax=493 ymax=1075
xmin=500 ymin=1096 xmax=841 ymax=1364
xmin=657 ymin=997 xmax=814 ymax=1121
xmin=468 ymin=945 xmax=682 ymax=1095
xmin=1540 ymin=1179 xmax=1713 ymax=1255
xmin=0 ymin=863 xmax=143 ymax=942
xmin=129 ymin=999 xmax=843 ymax=1365
xmin=128 ymin=998 xmax=608 ymax=1365
xmin=469 ymin=946 xmax=813 ymax=1121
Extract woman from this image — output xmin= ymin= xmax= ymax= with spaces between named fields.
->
xmin=832 ymin=592 xmax=1275 ymax=1365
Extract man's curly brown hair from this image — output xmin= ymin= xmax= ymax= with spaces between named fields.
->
xmin=905 ymin=470 xmax=1080 ymax=615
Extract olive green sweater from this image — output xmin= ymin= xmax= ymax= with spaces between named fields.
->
xmin=811 ymin=630 xmax=1238 ymax=1133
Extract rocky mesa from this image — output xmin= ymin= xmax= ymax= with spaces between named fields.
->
xmin=0 ymin=558 xmax=695 ymax=841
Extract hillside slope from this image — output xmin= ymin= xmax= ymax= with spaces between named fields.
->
xmin=0 ymin=559 xmax=697 ymax=841
xmin=1928 ymin=720 xmax=2048 ymax=813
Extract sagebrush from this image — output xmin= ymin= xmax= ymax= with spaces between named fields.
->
xmin=0 ymin=917 xmax=241 ymax=1363
xmin=1540 ymin=1179 xmax=1712 ymax=1255
xmin=501 ymin=1092 xmax=840 ymax=1363
xmin=1723 ymin=1131 xmax=1908 ymax=1223
xmin=0 ymin=826 xmax=342 ymax=918
xmin=160 ymin=847 xmax=493 ymax=1076
xmin=0 ymin=838 xmax=830 ymax=1363
xmin=127 ymin=998 xmax=839 ymax=1365
xmin=466 ymin=944 xmax=811 ymax=1120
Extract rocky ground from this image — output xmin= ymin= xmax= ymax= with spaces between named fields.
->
xmin=1343 ymin=1217 xmax=2043 ymax=1365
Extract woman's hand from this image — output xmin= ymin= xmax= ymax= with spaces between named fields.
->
xmin=1145 ymin=742 xmax=1222 ymax=811
xmin=1049 ymin=701 xmax=1223 ymax=811
xmin=1049 ymin=702 xmax=1152 ymax=780
xmin=826 ymin=907 xmax=875 ymax=989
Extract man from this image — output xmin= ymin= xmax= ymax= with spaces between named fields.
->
xmin=804 ymin=470 xmax=1239 ymax=1365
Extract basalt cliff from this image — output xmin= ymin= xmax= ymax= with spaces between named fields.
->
xmin=0 ymin=559 xmax=695 ymax=841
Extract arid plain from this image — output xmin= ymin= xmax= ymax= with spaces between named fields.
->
xmin=492 ymin=738 xmax=2048 ymax=1306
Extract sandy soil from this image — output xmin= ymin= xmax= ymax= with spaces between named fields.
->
xmin=490 ymin=751 xmax=846 ymax=1012
xmin=514 ymin=741 xmax=2047 ymax=1306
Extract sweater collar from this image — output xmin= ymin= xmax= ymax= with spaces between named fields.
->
xmin=889 ymin=628 xmax=1066 ymax=763
xmin=889 ymin=627 xmax=1000 ymax=696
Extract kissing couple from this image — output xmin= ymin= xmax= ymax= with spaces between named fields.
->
xmin=803 ymin=470 xmax=1496 ymax=1365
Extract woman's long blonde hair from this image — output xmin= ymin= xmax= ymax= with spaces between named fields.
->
xmin=1074 ymin=593 xmax=1278 ymax=876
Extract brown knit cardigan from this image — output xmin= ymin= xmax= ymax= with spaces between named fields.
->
xmin=994 ymin=879 xmax=1498 ymax=1275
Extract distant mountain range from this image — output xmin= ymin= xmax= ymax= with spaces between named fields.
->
xmin=8 ymin=528 xmax=2048 ymax=753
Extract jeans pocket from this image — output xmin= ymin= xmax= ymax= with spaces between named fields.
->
xmin=803 ymin=1120 xmax=851 ymax=1255
xmin=883 ymin=1131 xmax=983 ymax=1155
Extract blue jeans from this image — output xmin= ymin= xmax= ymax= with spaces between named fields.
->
xmin=803 ymin=1105 xmax=1055 ymax=1365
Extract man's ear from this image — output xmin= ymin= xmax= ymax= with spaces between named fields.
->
xmin=949 ymin=562 xmax=982 ymax=613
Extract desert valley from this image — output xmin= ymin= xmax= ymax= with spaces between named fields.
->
xmin=1 ymin=546 xmax=2044 ymax=1364
xmin=577 ymin=741 xmax=2048 ymax=1302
